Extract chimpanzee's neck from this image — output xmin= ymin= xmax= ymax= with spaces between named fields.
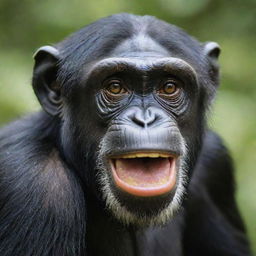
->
xmin=85 ymin=193 xmax=185 ymax=256
xmin=85 ymin=194 xmax=138 ymax=256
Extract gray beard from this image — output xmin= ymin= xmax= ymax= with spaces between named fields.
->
xmin=95 ymin=138 xmax=188 ymax=227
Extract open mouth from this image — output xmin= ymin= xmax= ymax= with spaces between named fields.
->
xmin=109 ymin=152 xmax=177 ymax=197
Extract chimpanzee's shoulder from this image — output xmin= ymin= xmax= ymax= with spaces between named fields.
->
xmin=0 ymin=112 xmax=56 ymax=172
xmin=189 ymin=130 xmax=235 ymax=201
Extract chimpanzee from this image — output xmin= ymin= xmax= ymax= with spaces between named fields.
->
xmin=0 ymin=13 xmax=251 ymax=256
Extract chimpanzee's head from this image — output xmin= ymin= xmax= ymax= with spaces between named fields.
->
xmin=32 ymin=14 xmax=220 ymax=226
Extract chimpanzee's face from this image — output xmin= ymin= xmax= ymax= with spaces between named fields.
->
xmin=33 ymin=15 xmax=220 ymax=226
xmin=62 ymin=35 xmax=203 ymax=226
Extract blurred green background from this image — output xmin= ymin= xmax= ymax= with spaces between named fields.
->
xmin=0 ymin=0 xmax=255 ymax=252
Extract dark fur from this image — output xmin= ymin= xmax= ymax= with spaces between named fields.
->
xmin=0 ymin=14 xmax=251 ymax=255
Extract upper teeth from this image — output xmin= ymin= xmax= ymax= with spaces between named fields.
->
xmin=114 ymin=153 xmax=171 ymax=159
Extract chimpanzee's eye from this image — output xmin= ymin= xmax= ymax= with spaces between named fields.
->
xmin=158 ymin=79 xmax=180 ymax=95
xmin=105 ymin=80 xmax=128 ymax=95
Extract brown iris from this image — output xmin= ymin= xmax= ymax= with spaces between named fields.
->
xmin=105 ymin=80 xmax=127 ymax=95
xmin=158 ymin=79 xmax=178 ymax=95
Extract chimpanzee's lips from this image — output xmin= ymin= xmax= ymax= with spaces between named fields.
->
xmin=109 ymin=153 xmax=177 ymax=197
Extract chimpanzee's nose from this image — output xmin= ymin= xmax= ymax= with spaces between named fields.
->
xmin=129 ymin=107 xmax=159 ymax=128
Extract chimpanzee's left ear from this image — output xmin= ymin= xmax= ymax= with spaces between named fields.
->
xmin=203 ymin=42 xmax=221 ymax=87
xmin=204 ymin=42 xmax=221 ymax=63
xmin=32 ymin=45 xmax=62 ymax=116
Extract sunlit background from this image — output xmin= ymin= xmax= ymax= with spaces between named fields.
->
xmin=0 ymin=0 xmax=255 ymax=252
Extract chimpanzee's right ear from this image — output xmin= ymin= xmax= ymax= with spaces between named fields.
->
xmin=32 ymin=46 xmax=62 ymax=116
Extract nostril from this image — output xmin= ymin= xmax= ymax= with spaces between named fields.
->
xmin=132 ymin=111 xmax=158 ymax=128
xmin=145 ymin=114 xmax=158 ymax=126
xmin=131 ymin=115 xmax=145 ymax=127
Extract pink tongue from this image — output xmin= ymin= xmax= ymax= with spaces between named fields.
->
xmin=115 ymin=158 xmax=171 ymax=188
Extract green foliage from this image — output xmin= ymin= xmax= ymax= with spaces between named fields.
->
xmin=0 ymin=0 xmax=255 ymax=251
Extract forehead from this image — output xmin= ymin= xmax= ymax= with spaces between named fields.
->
xmin=112 ymin=34 xmax=170 ymax=58
xmin=85 ymin=34 xmax=197 ymax=81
